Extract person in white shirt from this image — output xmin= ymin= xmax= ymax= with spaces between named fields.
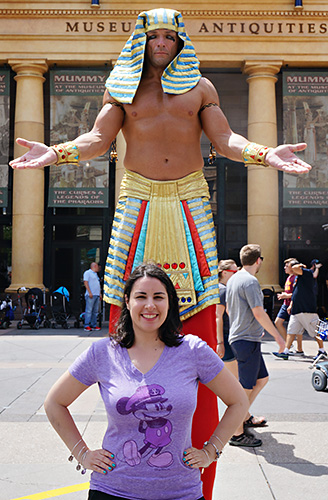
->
xmin=83 ymin=262 xmax=102 ymax=332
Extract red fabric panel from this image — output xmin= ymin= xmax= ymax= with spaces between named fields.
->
xmin=181 ymin=200 xmax=210 ymax=277
xmin=109 ymin=304 xmax=121 ymax=335
xmin=182 ymin=305 xmax=218 ymax=500
xmin=123 ymin=200 xmax=148 ymax=281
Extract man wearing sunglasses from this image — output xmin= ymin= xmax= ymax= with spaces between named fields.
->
xmin=226 ymin=244 xmax=285 ymax=447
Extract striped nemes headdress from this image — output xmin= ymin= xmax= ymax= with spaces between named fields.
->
xmin=105 ymin=8 xmax=201 ymax=104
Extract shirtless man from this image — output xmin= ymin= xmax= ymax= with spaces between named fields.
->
xmin=10 ymin=8 xmax=311 ymax=499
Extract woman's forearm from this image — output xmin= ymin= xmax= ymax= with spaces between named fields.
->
xmin=210 ymin=399 xmax=249 ymax=451
xmin=44 ymin=399 xmax=87 ymax=458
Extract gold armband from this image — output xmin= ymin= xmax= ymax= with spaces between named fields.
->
xmin=242 ymin=142 xmax=272 ymax=167
xmin=51 ymin=142 xmax=80 ymax=166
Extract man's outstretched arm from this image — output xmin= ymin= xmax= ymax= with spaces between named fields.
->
xmin=199 ymin=77 xmax=312 ymax=175
xmin=290 ymin=263 xmax=306 ymax=276
xmin=9 ymin=96 xmax=124 ymax=170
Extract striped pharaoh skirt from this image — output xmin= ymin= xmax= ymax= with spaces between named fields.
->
xmin=103 ymin=169 xmax=219 ymax=321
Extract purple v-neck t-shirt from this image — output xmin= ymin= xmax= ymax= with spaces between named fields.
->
xmin=69 ymin=334 xmax=223 ymax=500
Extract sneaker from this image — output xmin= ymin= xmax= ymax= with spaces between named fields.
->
xmin=93 ymin=326 xmax=101 ymax=331
xmin=272 ymin=351 xmax=289 ymax=360
xmin=313 ymin=350 xmax=327 ymax=361
xmin=229 ymin=433 xmax=262 ymax=447
xmin=84 ymin=326 xmax=92 ymax=332
xmin=288 ymin=350 xmax=305 ymax=357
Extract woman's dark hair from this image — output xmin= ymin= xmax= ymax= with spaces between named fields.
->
xmin=113 ymin=262 xmax=183 ymax=348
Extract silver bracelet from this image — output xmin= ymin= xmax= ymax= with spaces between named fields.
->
xmin=77 ymin=445 xmax=87 ymax=461
xmin=68 ymin=438 xmax=83 ymax=462
xmin=212 ymin=434 xmax=225 ymax=449
xmin=67 ymin=439 xmax=89 ymax=475
xmin=204 ymin=440 xmax=222 ymax=461
xmin=201 ymin=447 xmax=212 ymax=467
xmin=76 ymin=445 xmax=87 ymax=471
xmin=80 ymin=449 xmax=89 ymax=475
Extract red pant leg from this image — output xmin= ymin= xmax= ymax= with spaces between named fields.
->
xmin=183 ymin=305 xmax=218 ymax=500
xmin=109 ymin=304 xmax=121 ymax=335
xmin=109 ymin=304 xmax=218 ymax=500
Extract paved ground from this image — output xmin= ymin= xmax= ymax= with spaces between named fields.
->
xmin=0 ymin=323 xmax=327 ymax=500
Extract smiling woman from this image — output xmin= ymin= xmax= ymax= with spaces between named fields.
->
xmin=44 ymin=261 xmax=249 ymax=500
xmin=115 ymin=262 xmax=182 ymax=349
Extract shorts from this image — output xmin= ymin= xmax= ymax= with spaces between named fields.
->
xmin=287 ymin=312 xmax=319 ymax=338
xmin=230 ymin=340 xmax=269 ymax=390
xmin=276 ymin=303 xmax=290 ymax=321
xmin=222 ymin=332 xmax=236 ymax=362
xmin=88 ymin=492 xmax=205 ymax=500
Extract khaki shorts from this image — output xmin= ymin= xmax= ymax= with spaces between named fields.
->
xmin=287 ymin=312 xmax=319 ymax=338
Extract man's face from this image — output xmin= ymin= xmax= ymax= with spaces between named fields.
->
xmin=284 ymin=262 xmax=292 ymax=275
xmin=145 ymin=29 xmax=179 ymax=69
xmin=255 ymin=256 xmax=263 ymax=274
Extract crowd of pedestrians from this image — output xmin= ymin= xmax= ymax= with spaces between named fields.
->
xmin=272 ymin=258 xmax=327 ymax=361
xmin=216 ymin=246 xmax=327 ymax=451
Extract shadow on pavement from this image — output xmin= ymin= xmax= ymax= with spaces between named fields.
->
xmin=254 ymin=430 xmax=328 ymax=477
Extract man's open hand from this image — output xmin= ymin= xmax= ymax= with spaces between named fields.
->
xmin=9 ymin=138 xmax=57 ymax=169
xmin=265 ymin=143 xmax=311 ymax=174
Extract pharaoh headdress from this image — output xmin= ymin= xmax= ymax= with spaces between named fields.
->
xmin=105 ymin=8 xmax=201 ymax=104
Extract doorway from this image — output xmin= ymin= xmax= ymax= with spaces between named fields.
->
xmin=51 ymin=242 xmax=103 ymax=318
xmin=203 ymin=158 xmax=247 ymax=264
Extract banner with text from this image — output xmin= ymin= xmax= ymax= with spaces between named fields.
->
xmin=283 ymin=70 xmax=328 ymax=208
xmin=0 ymin=69 xmax=10 ymax=208
xmin=49 ymin=68 xmax=109 ymax=207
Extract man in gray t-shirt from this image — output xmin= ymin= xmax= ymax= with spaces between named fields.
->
xmin=228 ymin=268 xmax=264 ymax=344
xmin=226 ymin=244 xmax=285 ymax=448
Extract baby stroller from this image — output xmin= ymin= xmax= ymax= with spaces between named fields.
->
xmin=17 ymin=287 xmax=49 ymax=330
xmin=311 ymin=319 xmax=328 ymax=392
xmin=0 ymin=295 xmax=15 ymax=329
xmin=50 ymin=286 xmax=71 ymax=329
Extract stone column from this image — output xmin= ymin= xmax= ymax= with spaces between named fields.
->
xmin=7 ymin=60 xmax=48 ymax=292
xmin=243 ymin=61 xmax=282 ymax=289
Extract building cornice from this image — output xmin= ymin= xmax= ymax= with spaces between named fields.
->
xmin=1 ymin=9 xmax=328 ymax=18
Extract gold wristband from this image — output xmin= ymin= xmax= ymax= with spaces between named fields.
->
xmin=51 ymin=141 xmax=80 ymax=166
xmin=242 ymin=142 xmax=272 ymax=167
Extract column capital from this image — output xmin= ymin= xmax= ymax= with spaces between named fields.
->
xmin=8 ymin=59 xmax=48 ymax=78
xmin=243 ymin=60 xmax=283 ymax=79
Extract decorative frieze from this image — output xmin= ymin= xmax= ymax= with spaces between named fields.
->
xmin=2 ymin=13 xmax=328 ymax=37
xmin=1 ymin=9 xmax=328 ymax=18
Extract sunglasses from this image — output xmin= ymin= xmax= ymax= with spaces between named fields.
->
xmin=225 ymin=269 xmax=237 ymax=273
xmin=260 ymin=256 xmax=264 ymax=261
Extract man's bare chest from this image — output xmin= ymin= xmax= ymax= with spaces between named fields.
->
xmin=126 ymin=87 xmax=201 ymax=120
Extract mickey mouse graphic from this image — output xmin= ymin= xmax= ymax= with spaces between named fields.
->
xmin=116 ymin=384 xmax=173 ymax=468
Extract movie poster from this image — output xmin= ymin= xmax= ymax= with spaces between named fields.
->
xmin=49 ymin=68 xmax=109 ymax=207
xmin=283 ymin=70 xmax=328 ymax=208
xmin=0 ymin=69 xmax=10 ymax=208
